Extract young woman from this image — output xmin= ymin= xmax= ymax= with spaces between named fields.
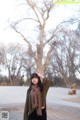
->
xmin=23 ymin=73 xmax=50 ymax=120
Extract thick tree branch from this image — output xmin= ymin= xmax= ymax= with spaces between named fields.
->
xmin=10 ymin=23 xmax=38 ymax=62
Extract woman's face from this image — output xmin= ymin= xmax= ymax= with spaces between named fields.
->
xmin=32 ymin=77 xmax=38 ymax=85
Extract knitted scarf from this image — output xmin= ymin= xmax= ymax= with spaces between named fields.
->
xmin=30 ymin=85 xmax=42 ymax=116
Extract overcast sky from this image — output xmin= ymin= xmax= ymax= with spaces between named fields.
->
xmin=0 ymin=0 xmax=79 ymax=45
xmin=0 ymin=1 xmax=80 ymax=77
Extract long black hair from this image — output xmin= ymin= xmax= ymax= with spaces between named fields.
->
xmin=28 ymin=73 xmax=43 ymax=91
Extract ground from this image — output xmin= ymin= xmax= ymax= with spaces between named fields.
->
xmin=0 ymin=103 xmax=80 ymax=120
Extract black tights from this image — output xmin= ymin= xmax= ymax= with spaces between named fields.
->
xmin=28 ymin=108 xmax=47 ymax=120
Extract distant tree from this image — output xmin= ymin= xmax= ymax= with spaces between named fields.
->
xmin=0 ymin=44 xmax=6 ymax=64
xmin=0 ymin=43 xmax=32 ymax=85
xmin=49 ymin=29 xmax=80 ymax=87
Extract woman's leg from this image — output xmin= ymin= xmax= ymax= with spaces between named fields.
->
xmin=37 ymin=115 xmax=42 ymax=120
xmin=28 ymin=110 xmax=37 ymax=120
xmin=42 ymin=108 xmax=47 ymax=120
xmin=28 ymin=109 xmax=47 ymax=120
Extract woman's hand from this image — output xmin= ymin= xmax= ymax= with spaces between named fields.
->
xmin=37 ymin=72 xmax=44 ymax=79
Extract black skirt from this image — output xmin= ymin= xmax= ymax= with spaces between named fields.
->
xmin=28 ymin=108 xmax=47 ymax=120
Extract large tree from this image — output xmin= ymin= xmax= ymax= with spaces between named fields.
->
xmin=9 ymin=0 xmax=80 ymax=76
xmin=9 ymin=0 xmax=60 ymax=75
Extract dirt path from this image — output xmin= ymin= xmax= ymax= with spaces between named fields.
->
xmin=0 ymin=103 xmax=80 ymax=120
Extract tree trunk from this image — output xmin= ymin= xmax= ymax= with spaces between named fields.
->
xmin=7 ymin=65 xmax=13 ymax=85
xmin=36 ymin=25 xmax=45 ymax=75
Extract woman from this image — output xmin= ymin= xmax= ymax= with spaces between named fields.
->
xmin=23 ymin=73 xmax=50 ymax=120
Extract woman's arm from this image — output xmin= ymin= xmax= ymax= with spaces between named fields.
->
xmin=37 ymin=73 xmax=50 ymax=107
xmin=42 ymin=77 xmax=50 ymax=99
xmin=37 ymin=72 xmax=50 ymax=94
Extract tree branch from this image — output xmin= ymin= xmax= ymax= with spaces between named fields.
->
xmin=44 ymin=19 xmax=72 ymax=46
xmin=13 ymin=18 xmax=39 ymax=26
xmin=44 ymin=44 xmax=55 ymax=70
xmin=9 ymin=23 xmax=31 ymax=46
xmin=27 ymin=0 xmax=42 ymax=26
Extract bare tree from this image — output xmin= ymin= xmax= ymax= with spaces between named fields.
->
xmin=0 ymin=42 xmax=35 ymax=85
xmin=0 ymin=44 xmax=6 ymax=64
xmin=8 ymin=0 xmax=80 ymax=78
xmin=2 ymin=44 xmax=27 ymax=85
xmin=9 ymin=0 xmax=61 ymax=75
xmin=49 ymin=29 xmax=80 ymax=87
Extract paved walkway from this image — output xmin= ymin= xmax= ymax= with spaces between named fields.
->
xmin=0 ymin=103 xmax=80 ymax=120
xmin=47 ymin=104 xmax=80 ymax=120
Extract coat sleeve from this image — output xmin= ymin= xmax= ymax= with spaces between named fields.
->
xmin=42 ymin=77 xmax=50 ymax=94
xmin=23 ymin=90 xmax=29 ymax=120
xmin=41 ymin=77 xmax=50 ymax=106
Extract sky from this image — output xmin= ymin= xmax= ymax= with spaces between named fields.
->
xmin=0 ymin=1 xmax=80 ymax=78
xmin=0 ymin=0 xmax=79 ymax=45
xmin=0 ymin=0 xmax=25 ymax=45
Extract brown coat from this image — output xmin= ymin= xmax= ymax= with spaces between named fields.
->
xmin=23 ymin=77 xmax=50 ymax=120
